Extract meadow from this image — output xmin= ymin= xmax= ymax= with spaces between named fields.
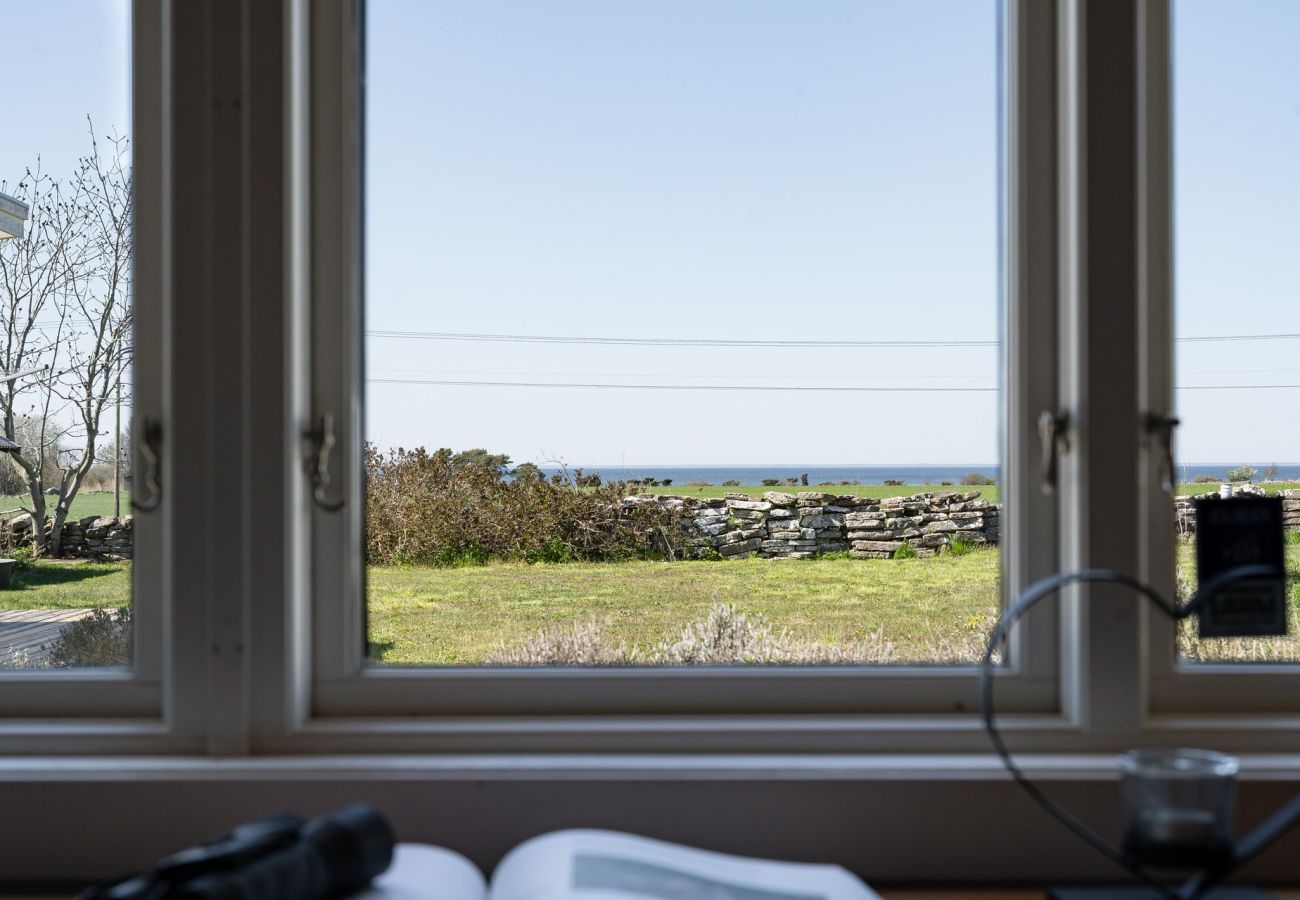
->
xmin=0 ymin=490 xmax=132 ymax=519
xmin=3 ymin=537 xmax=1297 ymax=668
xmin=641 ymin=481 xmax=1300 ymax=504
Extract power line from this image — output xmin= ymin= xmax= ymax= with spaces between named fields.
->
xmin=370 ymin=378 xmax=995 ymax=392
xmin=1179 ymin=333 xmax=1300 ymax=343
xmin=366 ymin=329 xmax=1300 ymax=348
xmin=366 ymin=330 xmax=995 ymax=348
xmin=368 ymin=367 xmax=998 ymax=381
xmin=1178 ymin=384 xmax=1300 ymax=390
xmin=369 ymin=377 xmax=1300 ymax=392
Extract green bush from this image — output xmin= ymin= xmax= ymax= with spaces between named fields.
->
xmin=894 ymin=543 xmax=918 ymax=560
xmin=1192 ymin=474 xmax=1220 ymax=484
xmin=961 ymin=472 xmax=997 ymax=486
xmin=761 ymin=479 xmax=781 ymax=487
xmin=49 ymin=607 xmax=132 ymax=667
xmin=1225 ymin=465 xmax=1257 ymax=483
xmin=365 ymin=445 xmax=682 ymax=566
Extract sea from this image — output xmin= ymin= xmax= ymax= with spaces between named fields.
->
xmin=539 ymin=463 xmax=1300 ymax=486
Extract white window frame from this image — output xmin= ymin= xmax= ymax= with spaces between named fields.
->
xmin=0 ymin=0 xmax=176 ymax=748
xmin=7 ymin=0 xmax=1300 ymax=886
xmin=6 ymin=0 xmax=1297 ymax=765
xmin=286 ymin=0 xmax=1069 ymax=755
xmin=1138 ymin=0 xmax=1300 ymax=725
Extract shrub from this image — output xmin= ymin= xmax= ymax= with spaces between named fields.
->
xmin=686 ymin=480 xmax=711 ymax=487
xmin=485 ymin=619 xmax=637 ymax=666
xmin=573 ymin=469 xmax=602 ymax=488
xmin=1225 ymin=465 xmax=1257 ymax=483
xmin=1261 ymin=463 xmax=1279 ymax=482
xmin=940 ymin=480 xmax=954 ymax=486
xmin=761 ymin=479 xmax=781 ymax=487
xmin=961 ymin=472 xmax=996 ymax=486
xmin=511 ymin=462 xmax=543 ymax=481
xmin=364 ymin=444 xmax=681 ymax=566
xmin=894 ymin=543 xmax=918 ymax=560
xmin=49 ymin=607 xmax=132 ymax=667
xmin=652 ymin=603 xmax=789 ymax=665
xmin=800 ymin=474 xmax=809 ymax=486
xmin=484 ymin=603 xmax=994 ymax=667
xmin=784 ymin=477 xmax=799 ymax=486
xmin=722 ymin=480 xmax=741 ymax=487
xmin=1192 ymin=474 xmax=1220 ymax=484
xmin=883 ymin=479 xmax=905 ymax=487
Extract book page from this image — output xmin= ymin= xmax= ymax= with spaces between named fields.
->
xmin=488 ymin=830 xmax=878 ymax=900
xmin=357 ymin=843 xmax=487 ymax=900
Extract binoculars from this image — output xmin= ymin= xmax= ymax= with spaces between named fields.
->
xmin=80 ymin=803 xmax=395 ymax=900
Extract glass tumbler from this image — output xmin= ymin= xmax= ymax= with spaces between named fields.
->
xmin=1120 ymin=748 xmax=1239 ymax=869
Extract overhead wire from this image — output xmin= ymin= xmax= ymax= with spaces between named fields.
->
xmin=365 ymin=328 xmax=1300 ymax=348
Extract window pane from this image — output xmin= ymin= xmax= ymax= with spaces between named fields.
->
xmin=1173 ymin=0 xmax=1300 ymax=662
xmin=364 ymin=1 xmax=1003 ymax=666
xmin=0 ymin=0 xmax=134 ymax=670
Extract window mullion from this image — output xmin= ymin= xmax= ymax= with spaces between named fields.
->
xmin=1057 ymin=0 xmax=1148 ymax=741
xmin=1136 ymin=0 xmax=1180 ymax=687
xmin=1002 ymin=0 xmax=1061 ymax=686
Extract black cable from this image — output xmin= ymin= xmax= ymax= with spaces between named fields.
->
xmin=980 ymin=564 xmax=1278 ymax=899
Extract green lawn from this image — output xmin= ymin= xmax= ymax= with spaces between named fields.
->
xmin=3 ymin=539 xmax=1295 ymax=668
xmin=0 ymin=560 xmax=131 ymax=610
xmin=0 ymin=491 xmax=132 ymax=519
xmin=367 ymin=552 xmax=1001 ymax=665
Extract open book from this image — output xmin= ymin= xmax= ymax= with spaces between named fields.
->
xmin=357 ymin=829 xmax=880 ymax=900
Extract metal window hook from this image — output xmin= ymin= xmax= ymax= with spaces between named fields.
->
xmin=1144 ymin=411 xmax=1181 ymax=494
xmin=1037 ymin=409 xmax=1071 ymax=495
xmin=131 ymin=418 xmax=163 ymax=513
xmin=304 ymin=414 xmax=345 ymax=513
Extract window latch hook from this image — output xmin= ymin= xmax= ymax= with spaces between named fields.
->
xmin=1144 ymin=412 xmax=1181 ymax=495
xmin=131 ymin=418 xmax=163 ymax=513
xmin=1038 ymin=409 xmax=1071 ymax=495
xmin=304 ymin=414 xmax=345 ymax=513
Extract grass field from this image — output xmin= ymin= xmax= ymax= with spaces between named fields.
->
xmin=0 ymin=491 xmax=132 ymax=519
xmin=0 ymin=560 xmax=131 ymax=610
xmin=644 ymin=481 xmax=1300 ymax=503
xmin=367 ymin=553 xmax=1001 ymax=665
xmin=3 ymin=542 xmax=1296 ymax=667
xmin=643 ymin=483 xmax=1003 ymax=502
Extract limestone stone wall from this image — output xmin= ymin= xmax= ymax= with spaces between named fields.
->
xmin=1175 ymin=486 xmax=1300 ymax=538
xmin=625 ymin=489 xmax=1001 ymax=560
xmin=5 ymin=513 xmax=133 ymax=560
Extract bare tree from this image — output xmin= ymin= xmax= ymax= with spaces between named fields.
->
xmin=0 ymin=123 xmax=132 ymax=556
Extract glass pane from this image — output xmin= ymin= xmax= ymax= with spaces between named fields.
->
xmin=1173 ymin=0 xmax=1300 ymax=661
xmin=364 ymin=1 xmax=1003 ymax=666
xmin=0 ymin=0 xmax=134 ymax=669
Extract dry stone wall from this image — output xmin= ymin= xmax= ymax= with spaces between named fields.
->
xmin=5 ymin=513 xmax=133 ymax=560
xmin=625 ymin=489 xmax=1001 ymax=560
xmin=1175 ymin=487 xmax=1300 ymax=538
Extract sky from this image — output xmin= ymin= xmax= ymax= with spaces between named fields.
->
xmin=3 ymin=1 xmax=1297 ymax=468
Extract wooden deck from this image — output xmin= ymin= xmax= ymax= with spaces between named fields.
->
xmin=0 ymin=608 xmax=95 ymax=667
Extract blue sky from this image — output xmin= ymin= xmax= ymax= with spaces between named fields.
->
xmin=3 ymin=1 xmax=1297 ymax=468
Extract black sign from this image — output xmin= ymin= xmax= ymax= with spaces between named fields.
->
xmin=1195 ymin=496 xmax=1287 ymax=638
